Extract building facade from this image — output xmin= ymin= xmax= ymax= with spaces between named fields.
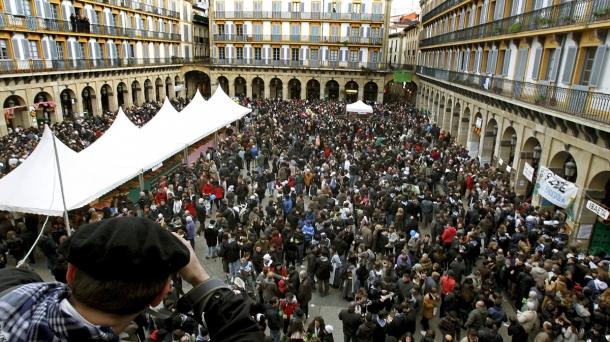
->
xmin=188 ymin=0 xmax=396 ymax=102
xmin=193 ymin=0 xmax=211 ymax=60
xmin=416 ymin=0 xmax=610 ymax=246
xmin=0 ymin=0 xmax=193 ymax=135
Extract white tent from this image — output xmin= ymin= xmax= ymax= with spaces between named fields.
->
xmin=346 ymin=100 xmax=373 ymax=114
xmin=0 ymin=128 xmax=137 ymax=216
xmin=208 ymin=87 xmax=252 ymax=119
xmin=78 ymin=109 xmax=185 ymax=171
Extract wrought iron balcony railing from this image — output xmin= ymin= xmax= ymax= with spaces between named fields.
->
xmin=417 ymin=66 xmax=610 ymax=124
xmin=214 ymin=11 xmax=384 ymax=21
xmin=0 ymin=57 xmax=181 ymax=75
xmin=213 ymin=34 xmax=383 ymax=45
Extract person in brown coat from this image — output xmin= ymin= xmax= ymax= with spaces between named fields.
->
xmin=361 ymin=225 xmax=373 ymax=250
xmin=421 ymin=287 xmax=440 ymax=332
xmin=298 ymin=270 xmax=313 ymax=318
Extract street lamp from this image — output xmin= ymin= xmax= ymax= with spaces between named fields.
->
xmin=510 ymin=133 xmax=518 ymax=165
xmin=564 ymin=160 xmax=576 ymax=179
xmin=533 ymin=145 xmax=542 ymax=160
xmin=37 ymin=95 xmax=44 ymax=103
xmin=117 ymin=84 xmax=122 ymax=93
xmin=7 ymin=98 xmax=14 ymax=108
xmin=101 ymin=87 xmax=107 ymax=96
xmin=491 ymin=125 xmax=498 ymax=166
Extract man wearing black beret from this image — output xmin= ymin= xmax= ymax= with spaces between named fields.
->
xmin=0 ymin=217 xmax=264 ymax=342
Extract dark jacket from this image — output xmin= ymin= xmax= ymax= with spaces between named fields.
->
xmin=314 ymin=256 xmax=332 ymax=280
xmin=355 ymin=321 xmax=376 ymax=342
xmin=298 ymin=276 xmax=313 ymax=304
xmin=265 ymin=303 xmax=281 ymax=331
xmin=224 ymin=238 xmax=241 ymax=262
xmin=338 ymin=308 xmax=363 ymax=337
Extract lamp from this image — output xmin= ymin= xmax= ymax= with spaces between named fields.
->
xmin=101 ymin=87 xmax=107 ymax=96
xmin=511 ymin=134 xmax=517 ymax=146
xmin=564 ymin=160 xmax=576 ymax=178
xmin=83 ymin=89 xmax=89 ymax=98
xmin=493 ymin=125 xmax=498 ymax=135
xmin=7 ymin=98 xmax=14 ymax=107
xmin=62 ymin=93 xmax=68 ymax=101
xmin=132 ymin=83 xmax=136 ymax=90
xmin=533 ymin=145 xmax=542 ymax=160
xmin=118 ymin=84 xmax=123 ymax=92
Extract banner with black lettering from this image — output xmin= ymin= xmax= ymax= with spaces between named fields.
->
xmin=536 ymin=167 xmax=578 ymax=208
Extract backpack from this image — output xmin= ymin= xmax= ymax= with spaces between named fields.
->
xmin=217 ymin=241 xmax=226 ymax=257
xmin=239 ymin=206 xmax=249 ymax=224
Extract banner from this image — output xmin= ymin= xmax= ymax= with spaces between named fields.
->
xmin=174 ymin=85 xmax=183 ymax=92
xmin=536 ymin=166 xmax=578 ymax=208
xmin=522 ymin=162 xmax=535 ymax=182
xmin=394 ymin=71 xmax=412 ymax=83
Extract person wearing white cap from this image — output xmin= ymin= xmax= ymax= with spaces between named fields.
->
xmin=323 ymin=325 xmax=334 ymax=340
xmin=263 ymin=253 xmax=273 ymax=268
xmin=516 ymin=301 xmax=538 ymax=334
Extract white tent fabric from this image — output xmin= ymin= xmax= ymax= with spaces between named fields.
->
xmin=208 ymin=87 xmax=252 ymax=119
xmin=78 ymin=109 xmax=185 ymax=171
xmin=346 ymin=100 xmax=373 ymax=113
xmin=0 ymin=128 xmax=137 ymax=216
xmin=0 ymin=92 xmax=252 ymax=216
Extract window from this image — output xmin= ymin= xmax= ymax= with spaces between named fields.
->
xmin=311 ymin=25 xmax=319 ymax=43
xmin=272 ymin=24 xmax=281 ymax=42
xmin=330 ymin=50 xmax=338 ymax=61
xmin=273 ymin=48 xmax=280 ymax=60
xmin=292 ymin=48 xmax=299 ymax=60
xmin=292 ymin=2 xmax=300 ymax=12
xmin=0 ymin=40 xmax=8 ymax=59
xmin=236 ymin=47 xmax=243 ymax=59
xmin=544 ymin=49 xmax=556 ymax=81
xmin=311 ymin=49 xmax=318 ymax=60
xmin=350 ymin=50 xmax=357 ymax=62
xmin=51 ymin=4 xmax=59 ymax=19
xmin=236 ymin=24 xmax=243 ymax=37
xmin=353 ymin=3 xmax=361 ymax=12
xmin=291 ymin=24 xmax=299 ymax=42
xmin=272 ymin=1 xmax=281 ymax=17
xmin=254 ymin=47 xmax=261 ymax=60
xmin=254 ymin=2 xmax=262 ymax=17
xmin=218 ymin=47 xmax=225 ymax=59
xmin=253 ymin=24 xmax=262 ymax=41
xmin=22 ymin=0 xmax=32 ymax=16
xmin=579 ymin=47 xmax=596 ymax=86
xmin=218 ymin=24 xmax=225 ymax=34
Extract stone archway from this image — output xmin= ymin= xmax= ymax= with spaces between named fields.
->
xmin=117 ymin=82 xmax=127 ymax=108
xmin=217 ymin=76 xmax=229 ymax=95
xmin=3 ymin=95 xmax=27 ymax=130
xmin=60 ymin=88 xmax=78 ymax=119
xmin=517 ymin=136 xmax=542 ymax=196
xmin=466 ymin=111 xmax=482 ymax=157
xmin=33 ymin=91 xmax=56 ymax=123
xmin=81 ymin=87 xmax=95 ymax=119
xmin=325 ymin=80 xmax=339 ymax=100
xmin=481 ymin=117 xmax=498 ymax=166
xmin=433 ymin=92 xmax=440 ymax=122
xmin=101 ymin=84 xmax=114 ymax=111
xmin=270 ymin=77 xmax=283 ymax=99
xmin=144 ymin=79 xmax=152 ymax=102
xmin=234 ymin=76 xmax=247 ymax=98
xmin=155 ymin=78 xmax=164 ymax=101
xmin=438 ymin=95 xmax=445 ymax=128
xmin=549 ymin=151 xmax=578 ymax=183
xmin=363 ymin=81 xmax=378 ymax=102
xmin=443 ymin=98 xmax=452 ymax=134
xmin=288 ymin=78 xmax=302 ymax=100
xmin=184 ymin=71 xmax=211 ymax=98
xmin=252 ymin=77 xmax=265 ymax=99
xmin=131 ymin=81 xmax=142 ymax=106
xmin=306 ymin=79 xmax=320 ymax=100
xmin=345 ymin=80 xmax=359 ymax=103
xmin=450 ymin=101 xmax=460 ymax=138
xmin=498 ymin=126 xmax=518 ymax=166
xmin=458 ymin=106 xmax=470 ymax=145
xmin=165 ymin=76 xmax=173 ymax=99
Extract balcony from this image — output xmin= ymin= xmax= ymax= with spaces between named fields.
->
xmin=213 ymin=34 xmax=383 ymax=45
xmin=422 ymin=0 xmax=469 ymax=23
xmin=184 ymin=57 xmax=414 ymax=72
xmin=417 ymin=66 xmax=610 ymax=124
xmin=0 ymin=13 xmax=181 ymax=41
xmin=421 ymin=0 xmax=609 ymax=48
xmin=0 ymin=57 xmax=181 ymax=75
xmin=90 ymin=0 xmax=179 ymax=18
xmin=214 ymin=11 xmax=384 ymax=21
xmin=193 ymin=14 xmax=209 ymax=25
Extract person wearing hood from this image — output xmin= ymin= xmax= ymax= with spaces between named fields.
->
xmin=464 ymin=301 xmax=488 ymax=331
xmin=184 ymin=215 xmax=196 ymax=248
xmin=586 ymin=269 xmax=609 ymax=300
xmin=355 ymin=312 xmax=376 ymax=342
xmin=314 ymin=250 xmax=332 ymax=297
xmin=302 ymin=220 xmax=315 ymax=246
xmin=371 ymin=310 xmax=388 ymax=342
xmin=322 ymin=325 xmax=334 ymax=342
xmin=516 ymin=302 xmax=537 ymax=334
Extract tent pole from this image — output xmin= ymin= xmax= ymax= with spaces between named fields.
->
xmin=214 ymin=131 xmax=218 ymax=150
xmin=139 ymin=172 xmax=145 ymax=191
xmin=183 ymin=146 xmax=189 ymax=165
xmin=236 ymin=120 xmax=239 ymax=133
xmin=51 ymin=129 xmax=71 ymax=236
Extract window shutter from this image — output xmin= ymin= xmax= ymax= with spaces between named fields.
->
xmin=323 ymin=48 xmax=328 ymax=61
xmin=22 ymin=39 xmax=30 ymax=59
xmin=213 ymin=46 xmax=216 ymax=58
xmin=306 ymin=48 xmax=310 ymax=60
xmin=360 ymin=27 xmax=364 ymax=37
xmin=494 ymin=0 xmax=505 ymax=19
xmin=502 ymin=49 xmax=511 ymax=75
xmin=479 ymin=3 xmax=488 ymax=24
xmin=379 ymin=51 xmax=383 ymax=64
xmin=34 ymin=0 xmax=44 ymax=17
xmin=88 ymin=41 xmax=95 ymax=60
xmin=589 ymin=45 xmax=607 ymax=87
xmin=229 ymin=46 xmax=234 ymax=58
xmin=514 ymin=48 xmax=528 ymax=80
xmin=485 ymin=50 xmax=492 ymax=73
xmin=327 ymin=2 xmax=331 ymax=13
xmin=95 ymin=42 xmax=101 ymax=59
xmin=531 ymin=47 xmax=542 ymax=80
xmin=362 ymin=4 xmax=366 ymax=13
xmin=4 ymin=0 xmax=15 ymax=14
xmin=510 ymin=0 xmax=519 ymax=15
xmin=447 ymin=51 xmax=452 ymax=70
xmin=561 ymin=46 xmax=577 ymax=84
xmin=14 ymin=0 xmax=24 ymax=15
xmin=11 ymin=37 xmax=21 ymax=59
xmin=440 ymin=51 xmax=445 ymax=69
xmin=549 ymin=47 xmax=561 ymax=82
xmin=348 ymin=3 xmax=352 ymax=13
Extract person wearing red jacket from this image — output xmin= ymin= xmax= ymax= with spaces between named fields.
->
xmin=201 ymin=180 xmax=214 ymax=195
xmin=439 ymin=270 xmax=456 ymax=317
xmin=465 ymin=173 xmax=475 ymax=199
xmin=212 ymin=183 xmax=224 ymax=209
xmin=155 ymin=188 xmax=167 ymax=205
xmin=441 ymin=224 xmax=457 ymax=247
xmin=280 ymin=292 xmax=298 ymax=334
xmin=184 ymin=199 xmax=197 ymax=218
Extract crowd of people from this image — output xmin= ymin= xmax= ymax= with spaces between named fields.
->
xmin=1 ymin=93 xmax=610 ymax=342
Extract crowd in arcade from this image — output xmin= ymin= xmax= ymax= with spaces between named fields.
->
xmin=1 ymin=93 xmax=609 ymax=342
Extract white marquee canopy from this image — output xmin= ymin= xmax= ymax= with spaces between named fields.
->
xmin=346 ymin=100 xmax=373 ymax=114
xmin=0 ymin=87 xmax=251 ymax=216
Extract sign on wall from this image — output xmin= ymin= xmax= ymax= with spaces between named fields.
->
xmin=522 ymin=162 xmax=535 ymax=182
xmin=586 ymin=200 xmax=610 ymax=220
xmin=536 ymin=166 xmax=579 ymax=208
xmin=394 ymin=71 xmax=412 ymax=83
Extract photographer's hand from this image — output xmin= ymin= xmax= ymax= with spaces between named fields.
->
xmin=172 ymin=232 xmax=210 ymax=285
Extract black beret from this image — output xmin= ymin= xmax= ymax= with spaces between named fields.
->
xmin=59 ymin=217 xmax=190 ymax=282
